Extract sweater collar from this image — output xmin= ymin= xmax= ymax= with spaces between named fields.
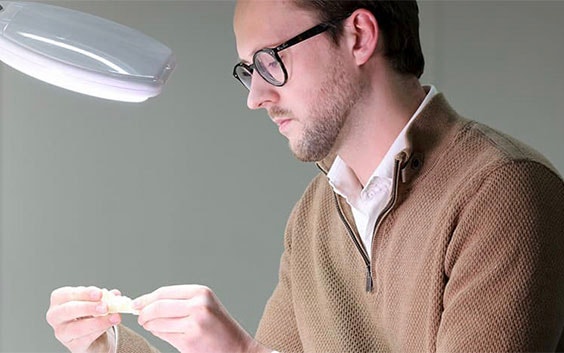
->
xmin=317 ymin=93 xmax=465 ymax=186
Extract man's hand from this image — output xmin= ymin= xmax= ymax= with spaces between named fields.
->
xmin=46 ymin=286 xmax=122 ymax=353
xmin=133 ymin=285 xmax=270 ymax=353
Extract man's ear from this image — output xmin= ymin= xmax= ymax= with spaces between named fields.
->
xmin=342 ymin=9 xmax=379 ymax=66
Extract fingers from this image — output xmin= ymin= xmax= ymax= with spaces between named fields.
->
xmin=133 ymin=286 xmax=257 ymax=353
xmin=142 ymin=316 xmax=196 ymax=334
xmin=47 ymin=299 xmax=107 ymax=327
xmin=47 ymin=286 xmax=123 ymax=353
xmin=137 ymin=296 xmax=209 ymax=326
xmin=134 ymin=285 xmax=213 ymax=323
xmin=134 ymin=285 xmax=215 ymax=336
xmin=55 ymin=315 xmax=120 ymax=345
xmin=134 ymin=285 xmax=211 ymax=308
xmin=68 ymin=330 xmax=110 ymax=351
xmin=48 ymin=289 xmax=109 ymax=325
xmin=50 ymin=286 xmax=102 ymax=306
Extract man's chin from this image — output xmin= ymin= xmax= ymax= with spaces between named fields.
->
xmin=289 ymin=143 xmax=330 ymax=163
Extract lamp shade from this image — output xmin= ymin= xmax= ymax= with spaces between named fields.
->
xmin=0 ymin=1 xmax=176 ymax=102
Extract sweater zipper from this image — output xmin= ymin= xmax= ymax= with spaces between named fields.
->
xmin=366 ymin=153 xmax=405 ymax=291
xmin=333 ymin=192 xmax=373 ymax=291
xmin=327 ymin=152 xmax=407 ymax=293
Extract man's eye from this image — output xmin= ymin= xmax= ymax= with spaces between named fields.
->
xmin=267 ymin=60 xmax=280 ymax=69
xmin=258 ymin=57 xmax=278 ymax=70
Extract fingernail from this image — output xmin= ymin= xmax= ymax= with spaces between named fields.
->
xmin=96 ymin=304 xmax=108 ymax=314
xmin=109 ymin=314 xmax=121 ymax=324
xmin=90 ymin=289 xmax=101 ymax=300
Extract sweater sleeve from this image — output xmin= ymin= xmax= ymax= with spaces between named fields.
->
xmin=437 ymin=161 xmax=564 ymax=352
xmin=255 ymin=210 xmax=303 ymax=353
xmin=115 ymin=325 xmax=160 ymax=353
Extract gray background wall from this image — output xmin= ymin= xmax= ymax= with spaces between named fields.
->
xmin=0 ymin=1 xmax=562 ymax=352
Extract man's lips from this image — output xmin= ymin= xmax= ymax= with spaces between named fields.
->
xmin=272 ymin=118 xmax=292 ymax=133
xmin=272 ymin=117 xmax=291 ymax=126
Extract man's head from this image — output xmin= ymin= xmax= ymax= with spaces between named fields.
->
xmin=233 ymin=0 xmax=424 ymax=162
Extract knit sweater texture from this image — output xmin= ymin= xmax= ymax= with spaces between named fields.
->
xmin=116 ymin=94 xmax=564 ymax=352
xmin=255 ymin=94 xmax=564 ymax=352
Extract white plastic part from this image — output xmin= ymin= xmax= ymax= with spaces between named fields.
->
xmin=0 ymin=1 xmax=176 ymax=102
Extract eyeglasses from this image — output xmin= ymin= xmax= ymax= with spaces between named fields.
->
xmin=233 ymin=16 xmax=349 ymax=90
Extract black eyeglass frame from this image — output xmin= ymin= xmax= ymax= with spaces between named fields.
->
xmin=233 ymin=15 xmax=350 ymax=90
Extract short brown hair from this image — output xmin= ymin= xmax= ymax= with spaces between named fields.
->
xmin=294 ymin=0 xmax=425 ymax=78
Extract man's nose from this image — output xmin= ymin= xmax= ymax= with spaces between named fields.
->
xmin=246 ymin=70 xmax=279 ymax=110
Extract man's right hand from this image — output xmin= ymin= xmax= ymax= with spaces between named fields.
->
xmin=46 ymin=286 xmax=122 ymax=353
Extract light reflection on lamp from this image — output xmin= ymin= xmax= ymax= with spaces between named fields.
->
xmin=20 ymin=32 xmax=130 ymax=75
xmin=0 ymin=1 xmax=176 ymax=103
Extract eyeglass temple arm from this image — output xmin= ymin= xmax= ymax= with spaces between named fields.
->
xmin=274 ymin=14 xmax=351 ymax=52
xmin=274 ymin=23 xmax=332 ymax=52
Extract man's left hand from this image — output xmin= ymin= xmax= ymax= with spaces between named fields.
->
xmin=133 ymin=284 xmax=270 ymax=353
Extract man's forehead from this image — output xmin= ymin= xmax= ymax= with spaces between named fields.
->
xmin=234 ymin=0 xmax=315 ymax=60
xmin=235 ymin=0 xmax=297 ymax=16
xmin=234 ymin=0 xmax=306 ymax=31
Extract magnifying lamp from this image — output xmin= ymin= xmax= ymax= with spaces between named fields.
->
xmin=0 ymin=1 xmax=176 ymax=102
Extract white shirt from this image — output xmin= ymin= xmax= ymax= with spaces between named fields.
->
xmin=327 ymin=85 xmax=437 ymax=259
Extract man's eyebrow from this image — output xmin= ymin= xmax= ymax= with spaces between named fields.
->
xmin=238 ymin=57 xmax=252 ymax=65
xmin=239 ymin=41 xmax=275 ymax=65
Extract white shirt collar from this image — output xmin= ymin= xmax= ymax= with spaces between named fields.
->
xmin=328 ymin=85 xmax=438 ymax=195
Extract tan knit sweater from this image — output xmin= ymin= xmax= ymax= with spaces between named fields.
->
xmin=255 ymin=94 xmax=564 ymax=352
xmin=116 ymin=94 xmax=564 ymax=352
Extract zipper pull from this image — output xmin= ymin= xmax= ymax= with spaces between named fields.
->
xmin=366 ymin=266 xmax=373 ymax=292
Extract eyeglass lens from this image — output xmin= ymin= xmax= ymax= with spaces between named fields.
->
xmin=254 ymin=50 xmax=285 ymax=85
xmin=234 ymin=65 xmax=252 ymax=90
xmin=235 ymin=50 xmax=286 ymax=90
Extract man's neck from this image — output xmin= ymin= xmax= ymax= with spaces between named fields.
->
xmin=336 ymin=76 xmax=427 ymax=186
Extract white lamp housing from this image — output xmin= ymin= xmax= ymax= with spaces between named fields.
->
xmin=0 ymin=1 xmax=176 ymax=102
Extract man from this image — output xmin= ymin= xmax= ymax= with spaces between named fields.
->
xmin=46 ymin=0 xmax=564 ymax=352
